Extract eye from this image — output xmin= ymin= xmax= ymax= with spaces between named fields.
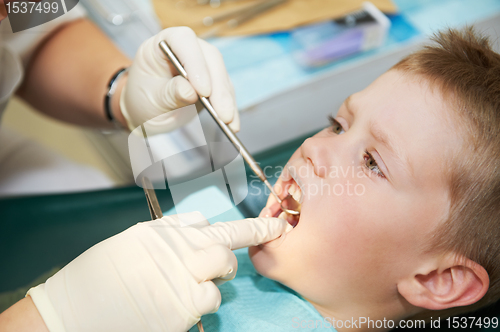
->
xmin=364 ymin=151 xmax=386 ymax=178
xmin=328 ymin=116 xmax=345 ymax=135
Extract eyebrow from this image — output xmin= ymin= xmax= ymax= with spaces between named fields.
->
xmin=369 ymin=120 xmax=415 ymax=180
xmin=343 ymin=96 xmax=414 ymax=180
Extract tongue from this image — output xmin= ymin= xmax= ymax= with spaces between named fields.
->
xmin=266 ymin=202 xmax=300 ymax=227
xmin=287 ymin=215 xmax=299 ymax=227
xmin=278 ymin=211 xmax=299 ymax=227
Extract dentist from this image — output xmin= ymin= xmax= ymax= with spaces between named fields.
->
xmin=0 ymin=2 xmax=287 ymax=332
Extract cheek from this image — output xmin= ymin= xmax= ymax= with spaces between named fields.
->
xmin=303 ymin=195 xmax=373 ymax=267
xmin=303 ymin=185 xmax=421 ymax=274
xmin=248 ymin=242 xmax=292 ymax=281
xmin=250 ymin=173 xmax=440 ymax=291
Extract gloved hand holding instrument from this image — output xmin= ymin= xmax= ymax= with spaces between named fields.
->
xmin=119 ymin=27 xmax=240 ymax=135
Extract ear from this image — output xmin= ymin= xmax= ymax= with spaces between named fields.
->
xmin=398 ymin=256 xmax=489 ymax=310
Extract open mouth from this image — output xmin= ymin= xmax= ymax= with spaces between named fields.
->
xmin=273 ymin=175 xmax=303 ymax=228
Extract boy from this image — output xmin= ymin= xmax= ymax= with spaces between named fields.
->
xmin=198 ymin=27 xmax=500 ymax=331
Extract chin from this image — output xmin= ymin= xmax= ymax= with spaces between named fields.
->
xmin=248 ymin=245 xmax=265 ymax=270
xmin=248 ymin=245 xmax=274 ymax=278
xmin=249 ymin=243 xmax=288 ymax=283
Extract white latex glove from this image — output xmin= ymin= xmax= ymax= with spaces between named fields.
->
xmin=27 ymin=212 xmax=289 ymax=332
xmin=120 ymin=27 xmax=239 ymax=135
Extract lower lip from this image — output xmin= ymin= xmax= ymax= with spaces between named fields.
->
xmin=256 ymin=203 xmax=296 ymax=248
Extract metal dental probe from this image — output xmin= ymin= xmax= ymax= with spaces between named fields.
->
xmin=159 ymin=40 xmax=300 ymax=216
xmin=141 ymin=177 xmax=205 ymax=332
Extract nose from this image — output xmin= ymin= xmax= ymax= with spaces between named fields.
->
xmin=300 ymin=136 xmax=335 ymax=178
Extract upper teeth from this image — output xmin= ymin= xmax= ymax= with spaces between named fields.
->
xmin=288 ymin=183 xmax=302 ymax=203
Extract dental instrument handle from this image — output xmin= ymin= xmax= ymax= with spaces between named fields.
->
xmin=159 ymin=40 xmax=282 ymax=206
xmin=264 ymin=179 xmax=282 ymax=204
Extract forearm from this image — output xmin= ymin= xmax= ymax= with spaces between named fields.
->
xmin=0 ymin=297 xmax=49 ymax=332
xmin=18 ymin=18 xmax=131 ymax=129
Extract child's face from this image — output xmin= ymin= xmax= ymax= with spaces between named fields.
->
xmin=249 ymin=70 xmax=464 ymax=317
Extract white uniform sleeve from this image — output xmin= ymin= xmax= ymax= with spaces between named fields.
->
xmin=0 ymin=3 xmax=86 ymax=117
xmin=0 ymin=4 xmax=86 ymax=68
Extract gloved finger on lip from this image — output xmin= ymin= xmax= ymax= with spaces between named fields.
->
xmin=201 ymin=217 xmax=288 ymax=250
xmin=185 ymin=244 xmax=238 ymax=283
